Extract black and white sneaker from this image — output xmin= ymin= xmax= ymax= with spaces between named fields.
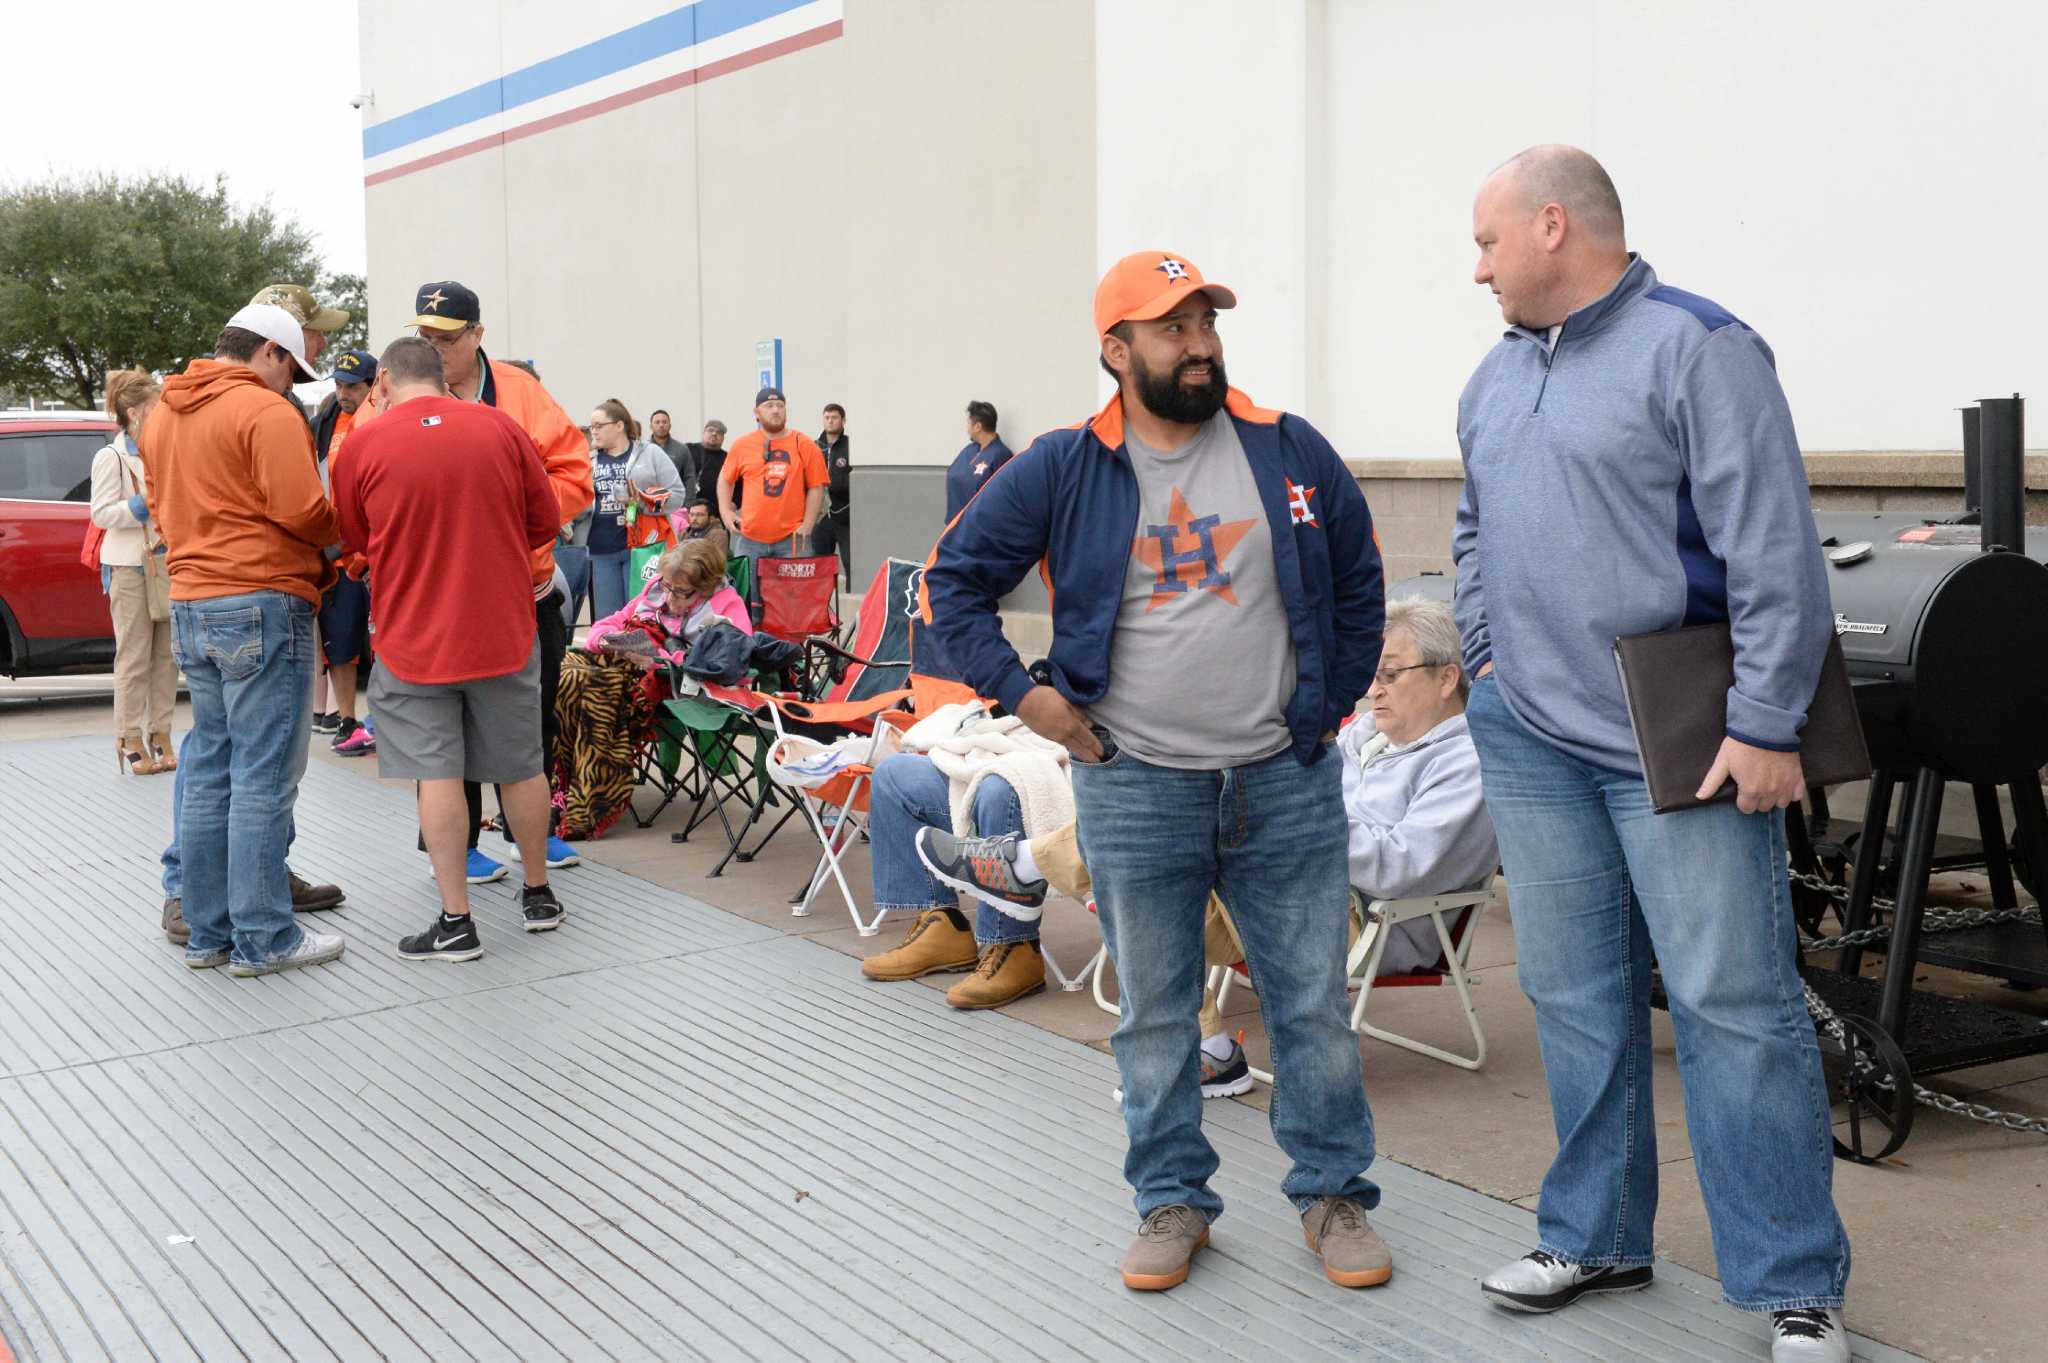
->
xmin=310 ymin=711 xmax=340 ymax=734
xmin=521 ymin=883 xmax=566 ymax=933
xmin=1771 ymin=1308 xmax=1848 ymax=1363
xmin=398 ymin=913 xmax=483 ymax=962
xmin=1480 ymin=1250 xmax=1653 ymax=1312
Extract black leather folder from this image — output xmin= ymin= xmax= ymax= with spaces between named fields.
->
xmin=1612 ymin=624 xmax=1871 ymax=814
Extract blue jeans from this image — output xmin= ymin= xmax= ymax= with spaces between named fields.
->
xmin=1072 ymin=738 xmax=1377 ymax=1224
xmin=168 ymin=591 xmax=316 ymax=967
xmin=867 ymin=754 xmax=1035 ymax=945
xmin=732 ymin=532 xmax=806 ymax=558
xmin=1463 ymin=675 xmax=1848 ymax=1311
xmin=589 ymin=548 xmax=633 ymax=625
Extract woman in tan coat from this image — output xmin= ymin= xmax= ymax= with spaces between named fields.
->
xmin=89 ymin=369 xmax=177 ymax=774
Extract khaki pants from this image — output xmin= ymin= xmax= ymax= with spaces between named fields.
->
xmin=108 ymin=567 xmax=177 ymax=740
xmin=1035 ymin=822 xmax=1246 ymax=1038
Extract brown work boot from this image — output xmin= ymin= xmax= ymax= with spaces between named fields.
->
xmin=289 ymin=871 xmax=346 ymax=912
xmin=162 ymin=896 xmax=189 ymax=946
xmin=861 ymin=909 xmax=977 ymax=981
xmin=945 ymin=940 xmax=1045 ymax=1010
xmin=1301 ymin=1196 xmax=1393 ymax=1287
xmin=1120 ymin=1204 xmax=1209 ymax=1291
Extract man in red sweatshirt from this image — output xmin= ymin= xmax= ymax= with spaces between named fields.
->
xmin=405 ymin=279 xmax=594 ymax=879
xmin=145 ymin=302 xmax=344 ymax=978
xmin=332 ymin=337 xmax=567 ymax=959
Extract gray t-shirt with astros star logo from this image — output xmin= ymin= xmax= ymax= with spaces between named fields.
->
xmin=1087 ymin=408 xmax=1297 ymax=769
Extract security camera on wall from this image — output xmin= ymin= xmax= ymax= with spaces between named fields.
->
xmin=349 ymin=91 xmax=374 ymax=111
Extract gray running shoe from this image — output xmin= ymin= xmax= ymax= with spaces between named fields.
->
xmin=1120 ymin=1204 xmax=1209 ymax=1291
xmin=915 ymin=828 xmax=1047 ymax=917
xmin=229 ymin=929 xmax=346 ymax=978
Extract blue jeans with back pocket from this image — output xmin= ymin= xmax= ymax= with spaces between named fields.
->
xmin=1072 ymin=729 xmax=1378 ymax=1224
xmin=169 ymin=591 xmax=316 ymax=967
xmin=1462 ymin=673 xmax=1848 ymax=1311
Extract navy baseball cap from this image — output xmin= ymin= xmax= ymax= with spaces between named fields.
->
xmin=409 ymin=281 xmax=481 ymax=330
xmin=755 ymin=386 xmax=785 ymax=406
xmin=331 ymin=349 xmax=377 ymax=385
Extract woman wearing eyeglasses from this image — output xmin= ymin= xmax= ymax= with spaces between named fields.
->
xmin=555 ymin=537 xmax=752 ymax=837
xmin=577 ymin=398 xmax=685 ymax=625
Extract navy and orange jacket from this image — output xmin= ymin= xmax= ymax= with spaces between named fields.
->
xmin=923 ymin=388 xmax=1384 ymax=766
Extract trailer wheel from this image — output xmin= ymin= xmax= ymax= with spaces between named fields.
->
xmin=1820 ymin=1012 xmax=1916 ymax=1163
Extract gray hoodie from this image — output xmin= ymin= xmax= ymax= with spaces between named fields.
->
xmin=1453 ymin=256 xmax=1831 ymax=772
xmin=1338 ymin=711 xmax=1498 ymax=973
xmin=564 ymin=440 xmax=686 ymax=546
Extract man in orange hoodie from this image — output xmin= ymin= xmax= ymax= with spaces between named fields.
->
xmin=407 ymin=281 xmax=595 ymax=877
xmin=144 ymin=303 xmax=346 ymax=978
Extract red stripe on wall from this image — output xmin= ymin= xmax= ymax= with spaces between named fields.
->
xmin=364 ymin=20 xmax=843 ymax=188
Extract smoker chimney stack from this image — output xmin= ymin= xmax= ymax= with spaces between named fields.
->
xmin=1977 ymin=394 xmax=2025 ymax=555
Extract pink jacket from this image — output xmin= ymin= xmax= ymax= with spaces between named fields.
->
xmin=589 ymin=582 xmax=752 ymax=668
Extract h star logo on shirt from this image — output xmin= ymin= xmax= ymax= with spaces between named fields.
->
xmin=1134 ymin=487 xmax=1254 ymax=611
xmin=1287 ymin=480 xmax=1318 ymax=526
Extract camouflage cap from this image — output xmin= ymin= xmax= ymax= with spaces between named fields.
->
xmin=249 ymin=283 xmax=350 ymax=334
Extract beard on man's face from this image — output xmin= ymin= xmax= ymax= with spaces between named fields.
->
xmin=1130 ymin=350 xmax=1228 ymax=425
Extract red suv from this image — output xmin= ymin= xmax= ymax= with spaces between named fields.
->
xmin=0 ymin=411 xmax=118 ymax=676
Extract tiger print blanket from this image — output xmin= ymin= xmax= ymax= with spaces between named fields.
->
xmin=551 ymin=647 xmax=663 ymax=840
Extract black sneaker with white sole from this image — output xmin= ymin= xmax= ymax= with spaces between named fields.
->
xmin=521 ymin=883 xmax=566 ymax=932
xmin=1480 ymin=1249 xmax=1653 ymax=1312
xmin=398 ymin=913 xmax=483 ymax=962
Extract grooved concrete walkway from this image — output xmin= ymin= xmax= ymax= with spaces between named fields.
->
xmin=0 ymin=736 xmax=1919 ymax=1362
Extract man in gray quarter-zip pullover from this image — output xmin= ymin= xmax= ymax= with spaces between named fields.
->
xmin=1454 ymin=145 xmax=1851 ymax=1363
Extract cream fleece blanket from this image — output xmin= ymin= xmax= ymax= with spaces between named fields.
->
xmin=901 ymin=702 xmax=1075 ymax=840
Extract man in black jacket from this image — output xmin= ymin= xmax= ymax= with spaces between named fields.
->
xmin=814 ymin=403 xmax=851 ymax=581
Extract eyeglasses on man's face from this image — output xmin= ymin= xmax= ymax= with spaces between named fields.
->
xmin=416 ymin=325 xmax=475 ymax=348
xmin=1371 ymin=662 xmax=1439 ymax=688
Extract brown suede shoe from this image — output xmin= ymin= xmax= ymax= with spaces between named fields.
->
xmin=1121 ymin=1204 xmax=1209 ymax=1291
xmin=1301 ymin=1196 xmax=1393 ymax=1287
xmin=945 ymin=940 xmax=1045 ymax=1010
xmin=162 ymin=896 xmax=189 ymax=946
xmin=860 ymin=909 xmax=977 ymax=981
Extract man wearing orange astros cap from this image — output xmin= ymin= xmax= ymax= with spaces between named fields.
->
xmin=922 ymin=252 xmax=1389 ymax=1292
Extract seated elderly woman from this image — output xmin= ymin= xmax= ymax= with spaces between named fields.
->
xmin=917 ymin=596 xmax=1498 ymax=1096
xmin=552 ymin=538 xmax=750 ymax=838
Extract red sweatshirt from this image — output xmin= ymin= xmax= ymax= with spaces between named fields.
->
xmin=331 ymin=395 xmax=560 ymax=684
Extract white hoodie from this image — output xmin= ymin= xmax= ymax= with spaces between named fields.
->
xmin=1338 ymin=710 xmax=1499 ymax=973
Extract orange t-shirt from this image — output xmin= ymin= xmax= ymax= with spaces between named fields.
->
xmin=722 ymin=429 xmax=827 ymax=544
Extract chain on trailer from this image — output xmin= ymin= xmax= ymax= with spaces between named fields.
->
xmin=1788 ymin=868 xmax=2048 ymax=1145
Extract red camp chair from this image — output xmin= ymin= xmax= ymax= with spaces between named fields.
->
xmin=752 ymin=554 xmax=842 ymax=692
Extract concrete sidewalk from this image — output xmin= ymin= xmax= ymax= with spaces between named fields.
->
xmin=0 ymin=730 xmax=1929 ymax=1362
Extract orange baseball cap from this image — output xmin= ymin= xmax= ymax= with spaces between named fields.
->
xmin=1093 ymin=251 xmax=1238 ymax=336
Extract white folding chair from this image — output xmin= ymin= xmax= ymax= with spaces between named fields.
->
xmin=765 ymin=710 xmax=903 ymax=936
xmin=1345 ymin=887 xmax=1494 ymax=1071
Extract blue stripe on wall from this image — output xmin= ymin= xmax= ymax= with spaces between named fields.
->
xmin=363 ymin=0 xmax=814 ymax=158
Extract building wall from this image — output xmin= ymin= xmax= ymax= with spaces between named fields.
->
xmin=360 ymin=0 xmax=2048 ymax=617
xmin=359 ymin=0 xmax=1096 ymax=590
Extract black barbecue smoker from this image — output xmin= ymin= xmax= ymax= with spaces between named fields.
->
xmin=1796 ymin=394 xmax=2048 ymax=1160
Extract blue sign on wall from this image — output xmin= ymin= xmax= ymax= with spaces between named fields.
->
xmin=755 ymin=338 xmax=783 ymax=392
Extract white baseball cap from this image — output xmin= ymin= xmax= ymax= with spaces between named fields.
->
xmin=223 ymin=302 xmax=325 ymax=383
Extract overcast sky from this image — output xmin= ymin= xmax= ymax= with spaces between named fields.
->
xmin=1 ymin=0 xmax=368 ymax=276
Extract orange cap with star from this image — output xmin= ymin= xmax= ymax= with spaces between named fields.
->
xmin=1093 ymin=251 xmax=1238 ymax=337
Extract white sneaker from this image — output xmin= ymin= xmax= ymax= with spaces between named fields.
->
xmin=229 ymin=929 xmax=345 ymax=977
xmin=1480 ymin=1249 xmax=1653 ymax=1312
xmin=1771 ymin=1308 xmax=1848 ymax=1363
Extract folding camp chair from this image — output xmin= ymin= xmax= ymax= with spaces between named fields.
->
xmin=1088 ymin=885 xmax=1493 ymax=1082
xmin=646 ymin=559 xmax=919 ymax=882
xmin=1345 ymin=886 xmax=1493 ymax=1070
xmin=753 ymin=554 xmax=843 ymax=691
